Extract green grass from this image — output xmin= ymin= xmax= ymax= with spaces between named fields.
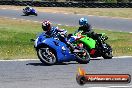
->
xmin=36 ymin=7 xmax=132 ymax=18
xmin=0 ymin=18 xmax=41 ymax=59
xmin=94 ymin=30 xmax=132 ymax=56
xmin=0 ymin=17 xmax=132 ymax=60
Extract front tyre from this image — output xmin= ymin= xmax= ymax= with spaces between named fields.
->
xmin=34 ymin=13 xmax=38 ymax=16
xmin=75 ymin=48 xmax=90 ymax=64
xmin=37 ymin=47 xmax=57 ymax=65
xmin=102 ymin=44 xmax=113 ymax=59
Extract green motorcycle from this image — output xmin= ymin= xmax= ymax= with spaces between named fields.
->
xmin=69 ymin=31 xmax=113 ymax=59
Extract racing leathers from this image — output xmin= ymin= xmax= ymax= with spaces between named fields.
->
xmin=24 ymin=7 xmax=32 ymax=13
xmin=77 ymin=23 xmax=105 ymax=49
xmin=44 ymin=26 xmax=76 ymax=51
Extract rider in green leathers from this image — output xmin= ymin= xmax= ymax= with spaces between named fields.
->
xmin=77 ymin=17 xmax=105 ymax=49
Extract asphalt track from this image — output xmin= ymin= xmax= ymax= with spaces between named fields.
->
xmin=0 ymin=9 xmax=132 ymax=32
xmin=0 ymin=57 xmax=132 ymax=88
xmin=0 ymin=9 xmax=132 ymax=88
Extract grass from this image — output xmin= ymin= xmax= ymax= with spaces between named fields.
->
xmin=0 ymin=17 xmax=132 ymax=60
xmin=41 ymin=8 xmax=132 ymax=19
xmin=0 ymin=18 xmax=41 ymax=59
xmin=95 ymin=30 xmax=132 ymax=56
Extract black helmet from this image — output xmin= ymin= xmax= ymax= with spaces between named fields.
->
xmin=42 ymin=20 xmax=51 ymax=31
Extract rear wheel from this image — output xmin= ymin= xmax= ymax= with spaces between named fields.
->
xmin=37 ymin=47 xmax=57 ymax=65
xmin=75 ymin=48 xmax=90 ymax=64
xmin=25 ymin=13 xmax=29 ymax=16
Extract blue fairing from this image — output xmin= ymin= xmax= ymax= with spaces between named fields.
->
xmin=31 ymin=9 xmax=36 ymax=13
xmin=35 ymin=33 xmax=76 ymax=62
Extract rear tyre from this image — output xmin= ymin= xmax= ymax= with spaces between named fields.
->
xmin=75 ymin=48 xmax=90 ymax=64
xmin=25 ymin=13 xmax=29 ymax=16
xmin=37 ymin=47 xmax=57 ymax=65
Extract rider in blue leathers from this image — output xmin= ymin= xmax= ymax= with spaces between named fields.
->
xmin=42 ymin=20 xmax=74 ymax=50
xmin=42 ymin=20 xmax=67 ymax=40
xmin=42 ymin=20 xmax=70 ymax=44
xmin=23 ymin=6 xmax=33 ymax=13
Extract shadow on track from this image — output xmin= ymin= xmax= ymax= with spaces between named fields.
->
xmin=21 ymin=15 xmax=37 ymax=17
xmin=26 ymin=58 xmax=104 ymax=66
xmin=90 ymin=58 xmax=102 ymax=60
xmin=26 ymin=62 xmax=79 ymax=66
xmin=21 ymin=14 xmax=27 ymax=16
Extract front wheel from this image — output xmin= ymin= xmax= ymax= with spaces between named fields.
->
xmin=37 ymin=47 xmax=57 ymax=65
xmin=102 ymin=43 xmax=113 ymax=59
xmin=34 ymin=13 xmax=38 ymax=16
xmin=75 ymin=48 xmax=90 ymax=64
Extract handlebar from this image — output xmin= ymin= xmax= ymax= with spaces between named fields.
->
xmin=30 ymin=39 xmax=35 ymax=42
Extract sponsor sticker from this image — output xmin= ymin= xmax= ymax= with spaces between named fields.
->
xmin=76 ymin=67 xmax=131 ymax=85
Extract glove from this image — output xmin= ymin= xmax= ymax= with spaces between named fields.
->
xmin=59 ymin=30 xmax=67 ymax=37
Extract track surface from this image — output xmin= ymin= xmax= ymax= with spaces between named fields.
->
xmin=0 ymin=57 xmax=132 ymax=88
xmin=0 ymin=9 xmax=132 ymax=88
xmin=0 ymin=9 xmax=132 ymax=32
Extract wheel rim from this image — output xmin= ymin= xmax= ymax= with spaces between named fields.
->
xmin=38 ymin=48 xmax=56 ymax=64
xmin=106 ymin=50 xmax=112 ymax=57
xmin=105 ymin=46 xmax=112 ymax=56
xmin=76 ymin=49 xmax=89 ymax=60
xmin=82 ymin=50 xmax=89 ymax=60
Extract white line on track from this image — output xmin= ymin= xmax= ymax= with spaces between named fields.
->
xmin=26 ymin=20 xmax=31 ymax=22
xmin=0 ymin=59 xmax=38 ymax=62
xmin=20 ymin=19 xmax=24 ymax=20
xmin=58 ymin=24 xmax=62 ymax=25
xmin=108 ymin=85 xmax=132 ymax=88
xmin=87 ymin=87 xmax=108 ymax=88
xmin=3 ymin=16 xmax=9 ymax=19
xmin=64 ymin=13 xmax=68 ymax=14
xmin=76 ymin=14 xmax=82 ymax=16
xmin=77 ymin=14 xmax=132 ymax=20
xmin=13 ymin=9 xmax=19 ymax=10
xmin=33 ymin=21 xmax=39 ymax=23
xmin=0 ymin=56 xmax=132 ymax=61
xmin=113 ymin=56 xmax=132 ymax=58
xmin=1 ymin=16 xmax=132 ymax=33
xmin=12 ymin=18 xmax=17 ymax=19
xmin=52 ymin=12 xmax=57 ymax=13
xmin=89 ymin=85 xmax=132 ymax=88
xmin=1 ymin=8 xmax=19 ymax=10
xmin=1 ymin=8 xmax=7 ymax=10
xmin=2 ymin=8 xmax=130 ymax=20
xmin=1 ymin=7 xmax=132 ymax=20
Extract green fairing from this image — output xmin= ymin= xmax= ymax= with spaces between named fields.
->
xmin=80 ymin=36 xmax=96 ymax=49
xmin=80 ymin=32 xmax=105 ymax=49
xmin=74 ymin=31 xmax=96 ymax=49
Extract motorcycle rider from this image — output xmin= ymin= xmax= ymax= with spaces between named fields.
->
xmin=77 ymin=17 xmax=105 ymax=49
xmin=24 ymin=5 xmax=32 ymax=12
xmin=42 ymin=20 xmax=75 ymax=51
xmin=42 ymin=20 xmax=67 ymax=38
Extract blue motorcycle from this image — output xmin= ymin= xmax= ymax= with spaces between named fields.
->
xmin=23 ymin=8 xmax=37 ymax=16
xmin=32 ymin=32 xmax=90 ymax=65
